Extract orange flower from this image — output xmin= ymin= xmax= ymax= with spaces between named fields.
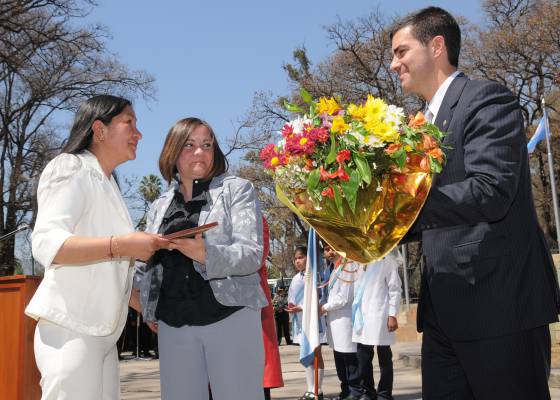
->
xmin=428 ymin=148 xmax=444 ymax=163
xmin=421 ymin=133 xmax=438 ymax=151
xmin=408 ymin=112 xmax=427 ymax=128
xmin=385 ymin=143 xmax=402 ymax=155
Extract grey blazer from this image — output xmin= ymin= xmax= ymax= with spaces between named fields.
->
xmin=134 ymin=174 xmax=268 ymax=323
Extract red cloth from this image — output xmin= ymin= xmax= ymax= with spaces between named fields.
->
xmin=259 ymin=218 xmax=284 ymax=389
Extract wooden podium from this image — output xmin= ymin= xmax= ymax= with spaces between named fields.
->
xmin=0 ymin=275 xmax=42 ymax=400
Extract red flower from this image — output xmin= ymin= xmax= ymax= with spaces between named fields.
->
xmin=319 ymin=166 xmax=330 ymax=181
xmin=309 ymin=127 xmax=330 ymax=143
xmin=281 ymin=124 xmax=294 ymax=138
xmin=337 ymin=167 xmax=350 ymax=181
xmin=336 ymin=149 xmax=351 ymax=164
xmin=321 ymin=187 xmax=335 ymax=199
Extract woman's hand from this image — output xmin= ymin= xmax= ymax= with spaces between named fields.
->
xmin=168 ymin=233 xmax=206 ymax=264
xmin=119 ymin=232 xmax=169 ymax=261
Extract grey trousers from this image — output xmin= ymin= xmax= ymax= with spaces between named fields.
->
xmin=158 ymin=307 xmax=264 ymax=400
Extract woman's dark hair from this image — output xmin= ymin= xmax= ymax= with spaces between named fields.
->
xmin=62 ymin=95 xmax=132 ymax=154
xmin=389 ymin=6 xmax=461 ymax=68
xmin=158 ymin=117 xmax=228 ymax=184
xmin=294 ymin=246 xmax=307 ymax=257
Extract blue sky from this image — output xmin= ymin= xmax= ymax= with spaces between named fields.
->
xmin=86 ymin=1 xmax=483 ymax=182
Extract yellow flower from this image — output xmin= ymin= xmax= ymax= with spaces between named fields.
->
xmin=370 ymin=121 xmax=399 ymax=143
xmin=271 ymin=157 xmax=279 ymax=167
xmin=363 ymin=95 xmax=387 ymax=125
xmin=317 ymin=97 xmax=342 ymax=115
xmin=347 ymin=103 xmax=367 ymax=120
xmin=331 ymin=115 xmax=350 ymax=134
xmin=299 ymin=137 xmax=308 ymax=146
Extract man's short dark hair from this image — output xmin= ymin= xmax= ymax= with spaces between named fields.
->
xmin=390 ymin=6 xmax=461 ymax=68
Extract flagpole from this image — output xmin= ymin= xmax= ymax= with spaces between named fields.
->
xmin=314 ymin=348 xmax=319 ymax=397
xmin=542 ymin=98 xmax=560 ymax=252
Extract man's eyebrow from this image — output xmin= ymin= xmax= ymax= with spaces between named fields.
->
xmin=392 ymin=44 xmax=407 ymax=54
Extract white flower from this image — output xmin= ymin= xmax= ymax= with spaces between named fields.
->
xmin=290 ymin=117 xmax=314 ymax=134
xmin=384 ymin=105 xmax=405 ymax=128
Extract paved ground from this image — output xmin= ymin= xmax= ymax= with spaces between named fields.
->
xmin=118 ymin=340 xmax=560 ymax=399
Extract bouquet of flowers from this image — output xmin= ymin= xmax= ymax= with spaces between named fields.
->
xmin=260 ymin=89 xmax=446 ymax=263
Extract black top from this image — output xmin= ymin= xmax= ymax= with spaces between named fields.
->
xmin=155 ymin=179 xmax=241 ymax=327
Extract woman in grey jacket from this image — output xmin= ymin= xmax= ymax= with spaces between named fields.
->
xmin=132 ymin=117 xmax=267 ymax=400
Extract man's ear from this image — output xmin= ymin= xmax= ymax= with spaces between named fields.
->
xmin=431 ymin=35 xmax=446 ymax=59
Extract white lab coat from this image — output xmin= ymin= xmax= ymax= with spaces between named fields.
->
xmin=324 ymin=262 xmax=359 ymax=353
xmin=288 ymin=271 xmax=327 ymax=344
xmin=25 ymin=151 xmax=135 ymax=336
xmin=352 ymin=251 xmax=402 ymax=346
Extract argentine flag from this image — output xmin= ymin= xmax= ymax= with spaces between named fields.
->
xmin=299 ymin=228 xmax=320 ymax=367
xmin=527 ymin=116 xmax=550 ymax=153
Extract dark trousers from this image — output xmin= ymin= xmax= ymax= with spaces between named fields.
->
xmin=356 ymin=343 xmax=394 ymax=399
xmin=275 ymin=311 xmax=291 ymax=344
xmin=422 ymin=297 xmax=551 ymax=399
xmin=333 ymin=350 xmax=361 ymax=397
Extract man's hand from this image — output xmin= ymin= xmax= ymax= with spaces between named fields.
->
xmin=387 ymin=316 xmax=398 ymax=332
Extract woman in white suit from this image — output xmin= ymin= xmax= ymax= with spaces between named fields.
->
xmin=25 ymin=95 xmax=168 ymax=399
xmin=351 ymin=250 xmax=403 ymax=400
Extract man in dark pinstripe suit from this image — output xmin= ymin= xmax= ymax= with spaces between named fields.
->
xmin=390 ymin=7 xmax=560 ymax=400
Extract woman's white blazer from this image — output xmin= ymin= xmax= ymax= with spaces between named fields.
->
xmin=25 ymin=151 xmax=135 ymax=336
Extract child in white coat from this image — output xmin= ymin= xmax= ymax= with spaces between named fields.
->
xmin=320 ymin=244 xmax=361 ymax=400
xmin=351 ymin=250 xmax=403 ymax=400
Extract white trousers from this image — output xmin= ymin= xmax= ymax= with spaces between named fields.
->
xmin=34 ymin=319 xmax=123 ymax=400
xmin=158 ymin=307 xmax=264 ymax=400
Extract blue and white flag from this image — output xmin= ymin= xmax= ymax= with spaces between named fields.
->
xmin=527 ymin=116 xmax=550 ymax=153
xmin=299 ymin=228 xmax=320 ymax=367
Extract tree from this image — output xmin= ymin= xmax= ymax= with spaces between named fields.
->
xmin=461 ymin=0 xmax=560 ymax=246
xmin=0 ymin=0 xmax=155 ymax=275
xmin=136 ymin=174 xmax=163 ymax=231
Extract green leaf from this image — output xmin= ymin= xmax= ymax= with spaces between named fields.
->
xmin=429 ymin=156 xmax=443 ymax=173
xmin=283 ymin=100 xmax=305 ymax=114
xmin=300 ymin=87 xmax=313 ymax=104
xmin=326 ymin=132 xmax=337 ymax=164
xmin=353 ymin=155 xmax=371 ymax=185
xmin=341 ymin=170 xmax=360 ymax=213
xmin=333 ymin=185 xmax=344 ymax=217
xmin=344 ymin=134 xmax=359 ymax=145
xmin=391 ymin=148 xmax=407 ymax=170
xmin=307 ymin=168 xmax=321 ymax=190
xmin=310 ymin=102 xmax=317 ymax=118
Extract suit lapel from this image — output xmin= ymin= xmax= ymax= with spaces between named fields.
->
xmin=434 ymin=73 xmax=468 ymax=136
xmin=432 ymin=74 xmax=468 ymax=186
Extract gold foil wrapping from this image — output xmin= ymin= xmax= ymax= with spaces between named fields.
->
xmin=276 ymin=171 xmax=432 ymax=264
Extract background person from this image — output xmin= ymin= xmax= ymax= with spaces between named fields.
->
xmin=287 ymin=245 xmax=327 ymax=400
xmin=320 ymin=245 xmax=361 ymax=400
xmin=133 ymin=117 xmax=267 ymax=400
xmin=352 ymin=250 xmax=402 ymax=400
xmin=25 ymin=95 xmax=168 ymax=399
xmin=273 ymin=287 xmax=292 ymax=345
